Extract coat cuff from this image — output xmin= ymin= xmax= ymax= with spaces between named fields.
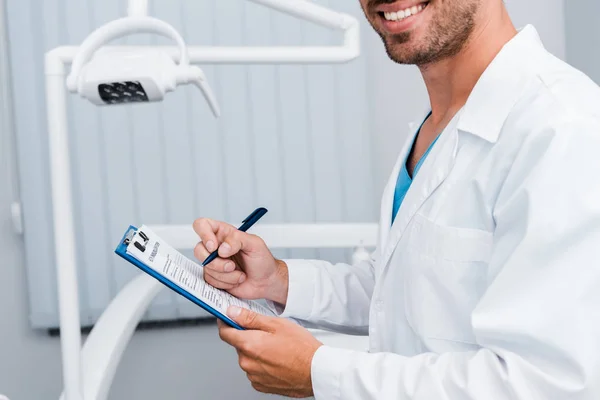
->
xmin=265 ymin=259 xmax=317 ymax=320
xmin=311 ymin=345 xmax=358 ymax=400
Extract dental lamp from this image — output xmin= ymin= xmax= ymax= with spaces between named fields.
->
xmin=65 ymin=16 xmax=220 ymax=117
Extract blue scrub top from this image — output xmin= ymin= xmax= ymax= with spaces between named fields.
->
xmin=391 ymin=114 xmax=438 ymax=224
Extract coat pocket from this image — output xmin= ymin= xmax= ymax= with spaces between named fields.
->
xmin=403 ymin=213 xmax=493 ymax=345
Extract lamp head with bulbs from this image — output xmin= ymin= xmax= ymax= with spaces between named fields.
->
xmin=66 ymin=16 xmax=221 ymax=117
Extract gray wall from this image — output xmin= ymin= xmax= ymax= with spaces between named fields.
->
xmin=565 ymin=0 xmax=600 ymax=84
xmin=1 ymin=0 xmax=573 ymax=399
xmin=0 ymin=0 xmax=64 ymax=395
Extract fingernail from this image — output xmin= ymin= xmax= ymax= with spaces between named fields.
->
xmin=206 ymin=240 xmax=216 ymax=252
xmin=228 ymin=306 xmax=242 ymax=318
xmin=238 ymin=274 xmax=246 ymax=284
xmin=224 ymin=262 xmax=235 ymax=272
xmin=220 ymin=243 xmax=231 ymax=255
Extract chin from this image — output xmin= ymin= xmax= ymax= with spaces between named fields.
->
xmin=379 ymin=34 xmax=426 ymax=65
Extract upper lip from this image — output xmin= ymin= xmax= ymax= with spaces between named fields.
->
xmin=375 ymin=1 xmax=428 ymax=13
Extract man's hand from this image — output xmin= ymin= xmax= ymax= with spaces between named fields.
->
xmin=218 ymin=306 xmax=323 ymax=398
xmin=193 ymin=218 xmax=288 ymax=304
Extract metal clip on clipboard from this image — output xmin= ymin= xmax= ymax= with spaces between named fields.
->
xmin=122 ymin=227 xmax=149 ymax=252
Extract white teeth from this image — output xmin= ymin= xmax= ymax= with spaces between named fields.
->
xmin=383 ymin=3 xmax=427 ymax=22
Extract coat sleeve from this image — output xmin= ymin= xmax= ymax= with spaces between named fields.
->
xmin=308 ymin=116 xmax=600 ymax=399
xmin=266 ymin=253 xmax=377 ymax=335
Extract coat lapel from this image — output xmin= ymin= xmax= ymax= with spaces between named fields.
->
xmin=379 ymin=125 xmax=459 ymax=271
xmin=377 ymin=121 xmax=420 ymax=254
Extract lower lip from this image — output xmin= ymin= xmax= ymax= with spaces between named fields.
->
xmin=378 ymin=3 xmax=429 ymax=34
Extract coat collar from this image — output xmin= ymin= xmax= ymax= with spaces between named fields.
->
xmin=457 ymin=25 xmax=545 ymax=143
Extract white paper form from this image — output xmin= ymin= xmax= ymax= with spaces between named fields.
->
xmin=126 ymin=225 xmax=275 ymax=318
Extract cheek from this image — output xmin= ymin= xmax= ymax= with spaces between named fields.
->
xmin=358 ymin=0 xmax=373 ymax=21
xmin=409 ymin=4 xmax=446 ymax=45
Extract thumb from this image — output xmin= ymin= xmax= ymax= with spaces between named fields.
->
xmin=227 ymin=306 xmax=274 ymax=331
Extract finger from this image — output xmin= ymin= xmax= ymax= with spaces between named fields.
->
xmin=218 ymin=320 xmax=234 ymax=340
xmin=218 ymin=324 xmax=263 ymax=352
xmin=204 ymin=268 xmax=246 ymax=287
xmin=227 ymin=306 xmax=276 ymax=332
xmin=193 ymin=241 xmax=214 ymax=265
xmin=194 ymin=242 xmax=239 ymax=273
xmin=204 ymin=272 xmax=239 ymax=290
xmin=245 ymin=373 xmax=275 ymax=391
xmin=246 ymin=373 xmax=260 ymax=383
xmin=250 ymin=382 xmax=269 ymax=394
xmin=238 ymin=354 xmax=256 ymax=373
xmin=218 ymin=322 xmax=245 ymax=347
xmin=192 ymin=218 xmax=234 ymax=252
xmin=247 ymin=373 xmax=287 ymax=392
xmin=218 ymin=231 xmax=266 ymax=259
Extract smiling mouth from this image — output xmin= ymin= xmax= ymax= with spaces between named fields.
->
xmin=377 ymin=1 xmax=429 ymax=23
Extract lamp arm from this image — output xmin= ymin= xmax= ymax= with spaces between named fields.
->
xmin=178 ymin=66 xmax=221 ymax=118
xmin=66 ymin=16 xmax=189 ymax=91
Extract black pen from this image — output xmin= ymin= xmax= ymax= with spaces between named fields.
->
xmin=201 ymin=207 xmax=269 ymax=267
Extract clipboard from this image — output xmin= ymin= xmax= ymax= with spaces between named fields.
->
xmin=114 ymin=225 xmax=246 ymax=330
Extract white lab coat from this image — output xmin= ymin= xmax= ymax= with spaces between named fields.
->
xmin=270 ymin=25 xmax=600 ymax=399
